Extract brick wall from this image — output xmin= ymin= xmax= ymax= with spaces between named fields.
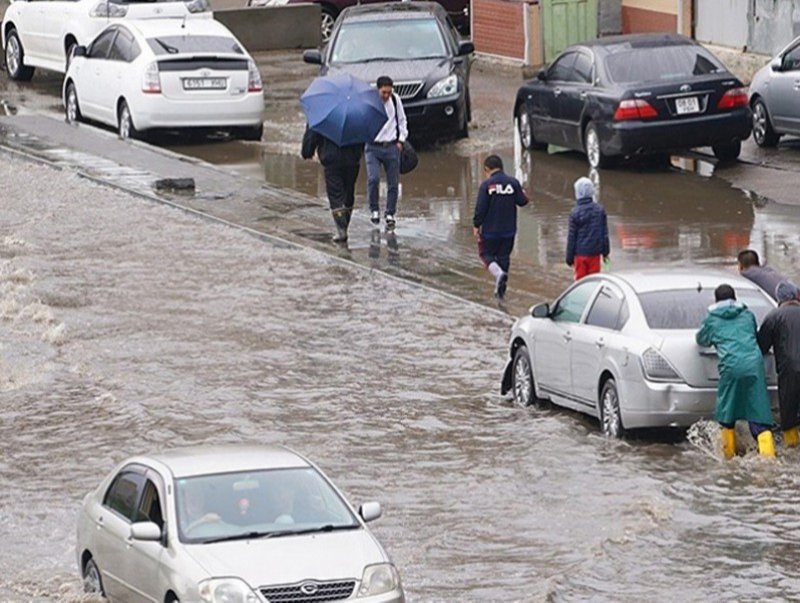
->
xmin=473 ymin=0 xmax=526 ymax=61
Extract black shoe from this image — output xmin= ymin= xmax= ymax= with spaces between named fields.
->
xmin=495 ymin=272 xmax=508 ymax=299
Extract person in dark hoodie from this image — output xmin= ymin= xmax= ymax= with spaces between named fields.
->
xmin=472 ymin=155 xmax=528 ymax=299
xmin=566 ymin=177 xmax=609 ymax=280
xmin=758 ymin=281 xmax=800 ymax=448
xmin=301 ymin=124 xmax=363 ymax=243
xmin=696 ymin=284 xmax=775 ymax=459
xmin=737 ymin=249 xmax=792 ymax=301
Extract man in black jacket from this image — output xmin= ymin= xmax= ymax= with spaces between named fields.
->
xmin=301 ymin=125 xmax=364 ymax=243
xmin=758 ymin=281 xmax=800 ymax=447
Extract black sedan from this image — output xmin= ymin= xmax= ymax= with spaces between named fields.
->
xmin=514 ymin=33 xmax=752 ymax=169
xmin=303 ymin=2 xmax=474 ymax=141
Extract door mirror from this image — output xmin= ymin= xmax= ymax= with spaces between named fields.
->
xmin=771 ymin=57 xmax=782 ymax=72
xmin=457 ymin=41 xmax=474 ymax=56
xmin=536 ymin=69 xmax=547 ymax=81
xmin=358 ymin=501 xmax=382 ymax=523
xmin=73 ymin=45 xmax=87 ymax=58
xmin=130 ymin=521 xmax=162 ymax=541
xmin=303 ymin=49 xmax=322 ymax=65
xmin=531 ymin=303 xmax=550 ymax=318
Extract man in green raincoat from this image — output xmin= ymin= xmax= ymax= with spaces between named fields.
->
xmin=696 ymin=284 xmax=775 ymax=458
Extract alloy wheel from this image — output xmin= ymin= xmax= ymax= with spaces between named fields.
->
xmin=518 ymin=110 xmax=532 ymax=149
xmin=119 ymin=105 xmax=131 ymax=139
xmin=601 ymin=384 xmax=621 ymax=438
xmin=513 ymin=353 xmax=533 ymax=406
xmin=6 ymin=36 xmax=20 ymax=76
xmin=752 ymin=102 xmax=767 ymax=145
xmin=66 ymin=87 xmax=78 ymax=123
xmin=320 ymin=12 xmax=335 ymax=43
xmin=586 ymin=127 xmax=600 ymax=169
xmin=83 ymin=561 xmax=102 ymax=593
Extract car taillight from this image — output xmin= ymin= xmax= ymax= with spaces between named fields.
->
xmin=717 ymin=87 xmax=748 ymax=110
xmin=641 ymin=348 xmax=682 ymax=382
xmin=248 ymin=60 xmax=263 ymax=93
xmin=184 ymin=0 xmax=211 ymax=12
xmin=142 ymin=62 xmax=161 ymax=94
xmin=613 ymin=99 xmax=658 ymax=121
xmin=89 ymin=0 xmax=128 ymax=17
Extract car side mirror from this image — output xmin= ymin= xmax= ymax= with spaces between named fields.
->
xmin=358 ymin=501 xmax=382 ymax=523
xmin=303 ymin=49 xmax=322 ymax=65
xmin=537 ymin=69 xmax=547 ymax=81
xmin=770 ymin=57 xmax=782 ymax=72
xmin=531 ymin=303 xmax=550 ymax=318
xmin=457 ymin=41 xmax=474 ymax=56
xmin=73 ymin=45 xmax=87 ymax=58
xmin=130 ymin=521 xmax=162 ymax=541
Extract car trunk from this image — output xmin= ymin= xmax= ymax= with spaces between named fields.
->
xmin=157 ymin=55 xmax=249 ymax=101
xmin=623 ymin=75 xmax=740 ymax=122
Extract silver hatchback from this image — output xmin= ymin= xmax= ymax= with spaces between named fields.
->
xmin=501 ymin=270 xmax=778 ymax=437
xmin=76 ymin=444 xmax=404 ymax=602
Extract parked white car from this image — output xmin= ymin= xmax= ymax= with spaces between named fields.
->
xmin=76 ymin=444 xmax=405 ymax=602
xmin=1 ymin=0 xmax=211 ymax=80
xmin=63 ymin=18 xmax=265 ymax=140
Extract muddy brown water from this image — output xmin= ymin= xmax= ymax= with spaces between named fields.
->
xmin=3 ymin=50 xmax=800 ymax=601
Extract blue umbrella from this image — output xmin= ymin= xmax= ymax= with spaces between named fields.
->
xmin=300 ymin=74 xmax=387 ymax=147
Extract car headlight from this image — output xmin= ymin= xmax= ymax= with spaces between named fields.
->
xmin=89 ymin=1 xmax=128 ymax=17
xmin=427 ymin=74 xmax=458 ymax=98
xmin=198 ymin=578 xmax=260 ymax=603
xmin=357 ymin=563 xmax=401 ymax=598
xmin=641 ymin=348 xmax=682 ymax=382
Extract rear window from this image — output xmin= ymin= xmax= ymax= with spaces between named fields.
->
xmin=638 ymin=288 xmax=774 ymax=329
xmin=605 ymin=45 xmax=727 ymax=84
xmin=147 ymin=36 xmax=243 ymax=56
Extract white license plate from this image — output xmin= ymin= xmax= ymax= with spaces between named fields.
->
xmin=675 ymin=96 xmax=700 ymax=114
xmin=182 ymin=77 xmax=227 ymax=90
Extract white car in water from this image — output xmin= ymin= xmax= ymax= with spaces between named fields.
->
xmin=501 ymin=269 xmax=779 ymax=438
xmin=63 ymin=18 xmax=265 ymax=140
xmin=76 ymin=444 xmax=405 ymax=602
xmin=1 ymin=0 xmax=211 ymax=80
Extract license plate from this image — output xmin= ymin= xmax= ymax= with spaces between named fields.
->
xmin=675 ymin=96 xmax=700 ymax=114
xmin=182 ymin=77 xmax=227 ymax=90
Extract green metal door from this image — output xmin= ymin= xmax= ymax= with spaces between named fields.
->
xmin=541 ymin=0 xmax=599 ymax=63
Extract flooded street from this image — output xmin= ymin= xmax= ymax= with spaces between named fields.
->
xmin=3 ymin=39 xmax=800 ymax=601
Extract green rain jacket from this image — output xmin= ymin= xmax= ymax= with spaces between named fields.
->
xmin=696 ymin=300 xmax=773 ymax=425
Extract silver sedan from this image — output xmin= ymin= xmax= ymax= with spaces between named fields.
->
xmin=749 ymin=36 xmax=800 ymax=147
xmin=501 ymin=270 xmax=778 ymax=438
xmin=76 ymin=444 xmax=404 ymax=602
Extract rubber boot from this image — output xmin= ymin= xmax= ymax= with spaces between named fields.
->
xmin=331 ymin=210 xmax=348 ymax=243
xmin=720 ymin=427 xmax=736 ymax=459
xmin=784 ymin=426 xmax=799 ymax=448
xmin=757 ymin=430 xmax=776 ymax=459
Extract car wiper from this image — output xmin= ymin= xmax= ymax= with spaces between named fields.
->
xmin=154 ymin=38 xmax=180 ymax=55
xmin=268 ymin=524 xmax=360 ymax=538
xmin=356 ymin=57 xmax=406 ymax=63
xmin=201 ymin=530 xmax=275 ymax=544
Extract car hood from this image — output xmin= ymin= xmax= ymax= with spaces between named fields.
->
xmin=326 ymin=58 xmax=452 ymax=91
xmin=184 ymin=528 xmax=385 ymax=587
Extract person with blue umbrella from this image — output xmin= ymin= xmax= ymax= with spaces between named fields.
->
xmin=301 ymin=74 xmax=387 ymax=243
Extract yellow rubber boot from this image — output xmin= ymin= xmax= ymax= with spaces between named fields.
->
xmin=721 ymin=428 xmax=736 ymax=459
xmin=784 ymin=427 xmax=799 ymax=448
xmin=757 ymin=431 xmax=776 ymax=459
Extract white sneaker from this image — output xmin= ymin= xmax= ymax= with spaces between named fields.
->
xmin=385 ymin=214 xmax=396 ymax=230
xmin=370 ymin=211 xmax=380 ymax=225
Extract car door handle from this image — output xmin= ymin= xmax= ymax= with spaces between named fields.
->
xmin=562 ymin=332 xmax=572 ymax=342
xmin=595 ymin=338 xmax=606 ymax=348
xmin=794 ymin=81 xmax=800 ymax=90
xmin=96 ymin=515 xmax=104 ymax=529
xmin=580 ymin=91 xmax=588 ymax=99
xmin=553 ymin=88 xmax=562 ymax=97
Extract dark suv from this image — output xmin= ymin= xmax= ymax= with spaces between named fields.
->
xmin=303 ymin=2 xmax=474 ymax=141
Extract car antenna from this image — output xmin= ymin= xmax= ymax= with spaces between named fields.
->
xmin=697 ymin=281 xmax=702 ymax=292
xmin=182 ymin=14 xmax=187 ymax=28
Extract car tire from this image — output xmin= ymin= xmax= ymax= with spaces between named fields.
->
xmin=712 ymin=140 xmax=741 ymax=163
xmin=235 ymin=123 xmax=264 ymax=142
xmin=599 ymin=378 xmax=625 ymax=439
xmin=512 ymin=344 xmax=544 ymax=407
xmin=118 ymin=100 xmax=143 ymax=141
xmin=752 ymin=99 xmax=780 ymax=148
xmin=83 ymin=558 xmax=105 ymax=596
xmin=320 ymin=6 xmax=337 ymax=43
xmin=584 ymin=122 xmax=615 ymax=169
xmin=5 ymin=29 xmax=35 ymax=82
xmin=65 ymin=82 xmax=81 ymax=124
xmin=516 ymin=106 xmax=544 ymax=151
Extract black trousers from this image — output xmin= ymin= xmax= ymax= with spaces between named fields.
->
xmin=778 ymin=369 xmax=800 ymax=430
xmin=478 ymin=236 xmax=515 ymax=273
xmin=324 ymin=163 xmax=360 ymax=221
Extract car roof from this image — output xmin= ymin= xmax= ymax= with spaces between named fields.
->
xmin=122 ymin=17 xmax=234 ymax=39
xmin=342 ymin=1 xmax=446 ymax=22
xmin=145 ymin=444 xmax=310 ymax=478
xmin=568 ymin=32 xmax=695 ymax=55
xmin=607 ymin=268 xmax=763 ymax=294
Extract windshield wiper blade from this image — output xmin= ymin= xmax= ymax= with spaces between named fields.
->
xmin=201 ymin=530 xmax=274 ymax=544
xmin=269 ymin=524 xmax=360 ymax=538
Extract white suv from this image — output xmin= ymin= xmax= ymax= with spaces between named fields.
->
xmin=2 ymin=0 xmax=211 ymax=80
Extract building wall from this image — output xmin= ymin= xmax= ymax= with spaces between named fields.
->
xmin=621 ymin=0 xmax=677 ymax=33
xmin=472 ymin=0 xmax=527 ymax=61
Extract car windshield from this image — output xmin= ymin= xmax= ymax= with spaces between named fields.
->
xmin=605 ymin=45 xmax=727 ymax=83
xmin=146 ymin=36 xmax=243 ymax=56
xmin=637 ymin=288 xmax=774 ymax=329
xmin=175 ymin=467 xmax=359 ymax=544
xmin=331 ymin=18 xmax=447 ymax=63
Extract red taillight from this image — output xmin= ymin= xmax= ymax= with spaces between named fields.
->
xmin=248 ymin=60 xmax=263 ymax=93
xmin=717 ymin=87 xmax=748 ymax=110
xmin=142 ymin=62 xmax=161 ymax=94
xmin=613 ymin=99 xmax=658 ymax=121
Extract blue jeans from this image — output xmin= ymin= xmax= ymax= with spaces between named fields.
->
xmin=366 ymin=142 xmax=400 ymax=216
